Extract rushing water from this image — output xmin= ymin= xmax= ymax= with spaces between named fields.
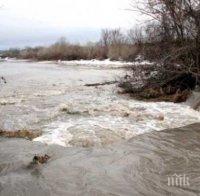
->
xmin=1 ymin=124 xmax=200 ymax=196
xmin=0 ymin=60 xmax=200 ymax=147
xmin=1 ymin=60 xmax=200 ymax=196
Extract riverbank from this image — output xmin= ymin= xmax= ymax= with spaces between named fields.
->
xmin=2 ymin=57 xmax=199 ymax=105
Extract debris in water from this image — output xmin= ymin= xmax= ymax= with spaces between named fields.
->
xmin=0 ymin=130 xmax=42 ymax=140
xmin=84 ymin=81 xmax=117 ymax=87
xmin=0 ymin=76 xmax=7 ymax=84
xmin=32 ymin=154 xmax=50 ymax=164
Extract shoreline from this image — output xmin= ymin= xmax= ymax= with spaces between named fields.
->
xmin=0 ymin=57 xmax=153 ymax=67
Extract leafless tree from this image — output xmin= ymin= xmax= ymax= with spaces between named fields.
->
xmin=119 ymin=0 xmax=200 ymax=101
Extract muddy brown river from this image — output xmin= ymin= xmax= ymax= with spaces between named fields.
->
xmin=0 ymin=60 xmax=200 ymax=195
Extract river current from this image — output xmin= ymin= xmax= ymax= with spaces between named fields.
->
xmin=0 ymin=60 xmax=200 ymax=196
xmin=0 ymin=60 xmax=199 ymax=147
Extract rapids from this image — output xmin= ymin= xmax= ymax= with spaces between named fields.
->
xmin=1 ymin=60 xmax=200 ymax=196
xmin=0 ymin=60 xmax=200 ymax=147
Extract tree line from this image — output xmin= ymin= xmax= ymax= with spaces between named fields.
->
xmin=2 ymin=28 xmax=143 ymax=61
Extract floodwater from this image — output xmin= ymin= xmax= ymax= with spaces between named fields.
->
xmin=1 ymin=60 xmax=200 ymax=196
xmin=0 ymin=60 xmax=199 ymax=147
xmin=1 ymin=124 xmax=200 ymax=196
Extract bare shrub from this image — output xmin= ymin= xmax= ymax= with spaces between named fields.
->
xmin=119 ymin=0 xmax=200 ymax=102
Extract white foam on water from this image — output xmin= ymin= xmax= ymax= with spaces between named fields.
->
xmin=1 ymin=60 xmax=200 ymax=147
xmin=0 ymin=97 xmax=25 ymax=105
xmin=33 ymin=89 xmax=66 ymax=97
xmin=55 ymin=59 xmax=154 ymax=68
xmin=33 ymin=122 xmax=74 ymax=147
xmin=33 ymin=100 xmax=200 ymax=147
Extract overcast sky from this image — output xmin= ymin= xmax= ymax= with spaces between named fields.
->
xmin=0 ymin=0 xmax=141 ymax=49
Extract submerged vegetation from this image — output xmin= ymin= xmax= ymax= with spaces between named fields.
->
xmin=0 ymin=130 xmax=42 ymax=140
